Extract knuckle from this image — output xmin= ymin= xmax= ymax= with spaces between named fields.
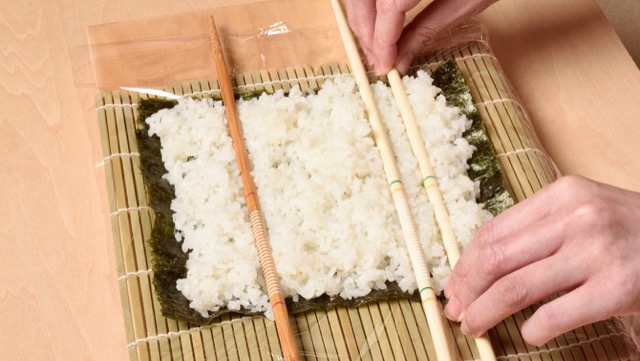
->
xmin=479 ymin=240 xmax=506 ymax=278
xmin=569 ymin=200 xmax=618 ymax=250
xmin=451 ymin=253 xmax=470 ymax=279
xmin=553 ymin=175 xmax=600 ymax=200
xmin=412 ymin=24 xmax=439 ymax=44
xmin=376 ymin=0 xmax=397 ymax=13
xmin=554 ymin=175 xmax=588 ymax=192
xmin=457 ymin=276 xmax=483 ymax=306
xmin=573 ymin=200 xmax=607 ymax=221
xmin=495 ymin=276 xmax=528 ymax=308
xmin=373 ymin=36 xmax=397 ymax=48
xmin=376 ymin=0 xmax=416 ymax=13
xmin=474 ymin=222 xmax=495 ymax=245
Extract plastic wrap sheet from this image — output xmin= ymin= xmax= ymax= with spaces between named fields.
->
xmin=87 ymin=0 xmax=344 ymax=89
xmin=89 ymin=0 xmax=635 ymax=359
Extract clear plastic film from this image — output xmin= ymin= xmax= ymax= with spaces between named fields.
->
xmin=83 ymin=0 xmax=344 ymax=89
xmin=88 ymin=0 xmax=638 ymax=360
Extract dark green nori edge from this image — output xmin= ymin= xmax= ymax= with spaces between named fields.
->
xmin=137 ymin=98 xmax=214 ymax=324
xmin=431 ymin=60 xmax=514 ymax=215
xmin=285 ymin=282 xmax=420 ymax=314
xmin=136 ymin=61 xmax=512 ymax=325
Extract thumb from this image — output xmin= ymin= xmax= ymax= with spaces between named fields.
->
xmin=395 ymin=0 xmax=496 ymax=73
xmin=371 ymin=0 xmax=422 ymax=74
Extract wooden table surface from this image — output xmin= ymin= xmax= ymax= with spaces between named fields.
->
xmin=1 ymin=0 xmax=638 ymax=360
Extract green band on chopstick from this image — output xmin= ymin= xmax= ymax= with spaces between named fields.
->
xmin=389 ymin=180 xmax=402 ymax=187
xmin=419 ymin=286 xmax=433 ymax=294
xmin=422 ymin=175 xmax=436 ymax=184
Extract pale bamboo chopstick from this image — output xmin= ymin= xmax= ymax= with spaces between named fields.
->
xmin=330 ymin=1 xmax=453 ymax=360
xmin=387 ymin=70 xmax=460 ymax=262
xmin=208 ymin=15 xmax=300 ymax=361
xmin=387 ymin=69 xmax=497 ymax=361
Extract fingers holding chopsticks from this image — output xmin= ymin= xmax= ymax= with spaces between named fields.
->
xmin=345 ymin=0 xmax=497 ymax=75
xmin=445 ymin=175 xmax=640 ymax=345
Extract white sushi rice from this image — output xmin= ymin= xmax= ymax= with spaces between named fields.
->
xmin=145 ymin=71 xmax=492 ymax=318
xmin=146 ymin=99 xmax=269 ymax=314
xmin=373 ymin=72 xmax=492 ymax=288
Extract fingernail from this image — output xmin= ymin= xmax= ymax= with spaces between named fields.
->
xmin=444 ymin=282 xmax=454 ymax=299
xmin=444 ymin=297 xmax=462 ymax=321
xmin=373 ymin=59 xmax=381 ymax=75
xmin=461 ymin=321 xmax=471 ymax=336
xmin=395 ymin=53 xmax=413 ymax=74
xmin=374 ymin=61 xmax=388 ymax=76
xmin=457 ymin=310 xmax=466 ymax=323
xmin=461 ymin=321 xmax=481 ymax=338
xmin=364 ymin=49 xmax=375 ymax=68
xmin=373 ymin=54 xmax=393 ymax=76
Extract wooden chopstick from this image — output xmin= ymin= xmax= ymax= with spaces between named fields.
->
xmin=208 ymin=15 xmax=300 ymax=361
xmin=387 ymin=69 xmax=497 ymax=361
xmin=329 ymin=1 xmax=454 ymax=360
xmin=387 ymin=69 xmax=461 ymax=263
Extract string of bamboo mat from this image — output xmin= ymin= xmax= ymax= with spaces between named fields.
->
xmin=330 ymin=0 xmax=454 ymax=360
xmin=208 ymin=15 xmax=300 ymax=361
xmin=387 ymin=68 xmax=497 ymax=361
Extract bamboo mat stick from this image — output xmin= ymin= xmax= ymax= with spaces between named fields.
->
xmin=386 ymin=69 xmax=497 ymax=361
xmin=208 ymin=15 xmax=300 ymax=361
xmin=330 ymin=1 xmax=453 ymax=360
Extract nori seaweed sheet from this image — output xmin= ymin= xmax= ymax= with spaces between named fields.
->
xmin=431 ymin=61 xmax=514 ymax=215
xmin=135 ymin=61 xmax=513 ymax=325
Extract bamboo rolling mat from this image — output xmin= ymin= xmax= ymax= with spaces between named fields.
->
xmin=96 ymin=40 xmax=633 ymax=360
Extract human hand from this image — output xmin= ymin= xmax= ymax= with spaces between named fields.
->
xmin=345 ymin=0 xmax=497 ymax=75
xmin=444 ymin=175 xmax=640 ymax=346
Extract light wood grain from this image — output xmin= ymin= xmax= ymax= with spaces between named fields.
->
xmin=1 ymin=0 xmax=638 ymax=360
xmin=477 ymin=0 xmax=640 ymax=193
